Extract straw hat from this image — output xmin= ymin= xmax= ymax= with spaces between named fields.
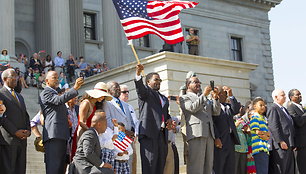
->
xmin=85 ymin=82 xmax=113 ymax=101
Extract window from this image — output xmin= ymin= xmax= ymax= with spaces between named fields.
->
xmin=83 ymin=13 xmax=96 ymax=40
xmin=184 ymin=27 xmax=200 ymax=55
xmin=185 ymin=28 xmax=199 ymax=36
xmin=134 ymin=35 xmax=150 ymax=48
xmin=230 ymin=37 xmax=242 ymax=61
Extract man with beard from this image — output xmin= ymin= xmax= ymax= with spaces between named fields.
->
xmin=39 ymin=71 xmax=84 ymax=174
xmin=134 ymin=64 xmax=173 ymax=174
xmin=287 ymin=89 xmax=306 ymax=173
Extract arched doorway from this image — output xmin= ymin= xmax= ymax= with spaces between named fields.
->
xmin=15 ymin=40 xmax=30 ymax=58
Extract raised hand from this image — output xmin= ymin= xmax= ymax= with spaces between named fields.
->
xmin=112 ymin=119 xmax=118 ymax=127
xmin=223 ymin=86 xmax=233 ymax=97
xmin=136 ymin=64 xmax=144 ymax=76
xmin=73 ymin=77 xmax=84 ymax=90
xmin=203 ymin=85 xmax=212 ymax=97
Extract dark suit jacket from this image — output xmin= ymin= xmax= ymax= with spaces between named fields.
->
xmin=73 ymin=128 xmax=102 ymax=172
xmin=213 ymin=96 xmax=240 ymax=147
xmin=29 ymin=58 xmax=42 ymax=71
xmin=134 ymin=77 xmax=170 ymax=140
xmin=0 ymin=87 xmax=30 ymax=146
xmin=267 ymin=103 xmax=295 ymax=149
xmin=287 ymin=102 xmax=306 ymax=147
xmin=39 ymin=87 xmax=78 ymax=142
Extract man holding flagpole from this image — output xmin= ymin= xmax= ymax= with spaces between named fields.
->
xmin=112 ymin=1 xmax=198 ymax=172
xmin=134 ymin=64 xmax=173 ymax=174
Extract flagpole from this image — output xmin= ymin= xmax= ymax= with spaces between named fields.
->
xmin=129 ymin=41 xmax=145 ymax=75
xmin=130 ymin=43 xmax=141 ymax=65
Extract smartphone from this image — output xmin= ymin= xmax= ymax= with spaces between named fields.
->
xmin=79 ymin=72 xmax=85 ymax=79
xmin=210 ymin=80 xmax=214 ymax=90
xmin=169 ymin=96 xmax=177 ymax=101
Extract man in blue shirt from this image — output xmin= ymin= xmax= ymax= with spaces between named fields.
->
xmin=54 ymin=51 xmax=65 ymax=75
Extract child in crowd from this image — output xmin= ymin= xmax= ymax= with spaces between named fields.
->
xmin=234 ymin=101 xmax=256 ymax=174
xmin=250 ymin=97 xmax=270 ymax=174
xmin=99 ymin=119 xmax=119 ymax=168
xmin=234 ymin=105 xmax=249 ymax=174
xmin=113 ymin=122 xmax=133 ymax=174
xmin=33 ymin=68 xmax=40 ymax=87
xmin=59 ymin=72 xmax=69 ymax=89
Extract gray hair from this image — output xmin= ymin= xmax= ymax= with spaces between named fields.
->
xmin=120 ymin=84 xmax=129 ymax=90
xmin=107 ymin=81 xmax=118 ymax=90
xmin=272 ymin=89 xmax=284 ymax=101
xmin=1 ymin=68 xmax=16 ymax=81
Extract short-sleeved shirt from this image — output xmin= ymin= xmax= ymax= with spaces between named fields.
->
xmin=78 ymin=62 xmax=88 ymax=70
xmin=250 ymin=113 xmax=269 ymax=155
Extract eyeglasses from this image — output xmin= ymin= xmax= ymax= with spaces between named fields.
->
xmin=121 ymin=91 xmax=129 ymax=94
xmin=190 ymin=81 xmax=201 ymax=84
xmin=153 ymin=78 xmax=162 ymax=82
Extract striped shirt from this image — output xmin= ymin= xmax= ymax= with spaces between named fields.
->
xmin=250 ymin=113 xmax=269 ymax=155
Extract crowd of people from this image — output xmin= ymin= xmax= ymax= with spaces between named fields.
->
xmin=0 ymin=58 xmax=305 ymax=174
xmin=0 ymin=49 xmax=110 ymax=90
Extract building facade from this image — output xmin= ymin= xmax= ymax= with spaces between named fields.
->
xmin=0 ymin=0 xmax=280 ymax=102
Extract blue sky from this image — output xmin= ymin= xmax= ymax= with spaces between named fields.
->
xmin=269 ymin=0 xmax=306 ymax=105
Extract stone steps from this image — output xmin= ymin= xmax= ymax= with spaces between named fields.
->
xmin=21 ymin=87 xmax=46 ymax=174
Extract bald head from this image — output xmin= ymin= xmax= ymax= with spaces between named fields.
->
xmin=45 ymin=71 xmax=59 ymax=89
xmin=91 ymin=111 xmax=107 ymax=134
xmin=46 ymin=71 xmax=57 ymax=80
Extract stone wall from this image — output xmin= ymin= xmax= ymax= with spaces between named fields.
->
xmin=79 ymin=52 xmax=257 ymax=116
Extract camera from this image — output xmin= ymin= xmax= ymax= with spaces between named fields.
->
xmin=79 ymin=72 xmax=85 ymax=79
xmin=169 ymin=96 xmax=177 ymax=101
xmin=210 ymin=80 xmax=214 ymax=90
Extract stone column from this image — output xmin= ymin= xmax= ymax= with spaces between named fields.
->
xmin=49 ymin=0 xmax=71 ymax=58
xmin=35 ymin=0 xmax=52 ymax=54
xmin=102 ymin=0 xmax=123 ymax=68
xmin=0 ymin=0 xmax=15 ymax=57
xmin=69 ymin=0 xmax=84 ymax=57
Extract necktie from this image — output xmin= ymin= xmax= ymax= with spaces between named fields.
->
xmin=158 ymin=93 xmax=165 ymax=128
xmin=11 ymin=90 xmax=19 ymax=103
xmin=281 ymin=107 xmax=293 ymax=123
xmin=116 ymin=99 xmax=125 ymax=114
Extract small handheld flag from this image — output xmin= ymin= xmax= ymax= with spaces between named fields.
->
xmin=113 ymin=131 xmax=133 ymax=152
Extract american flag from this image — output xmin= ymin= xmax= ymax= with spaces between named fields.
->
xmin=112 ymin=0 xmax=198 ymax=44
xmin=113 ymin=131 xmax=133 ymax=152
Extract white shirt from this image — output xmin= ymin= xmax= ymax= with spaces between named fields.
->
xmin=99 ymin=127 xmax=118 ymax=150
xmin=292 ymin=101 xmax=304 ymax=112
xmin=4 ymin=84 xmax=19 ymax=102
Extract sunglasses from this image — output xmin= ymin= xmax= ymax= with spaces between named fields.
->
xmin=121 ymin=91 xmax=129 ymax=94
